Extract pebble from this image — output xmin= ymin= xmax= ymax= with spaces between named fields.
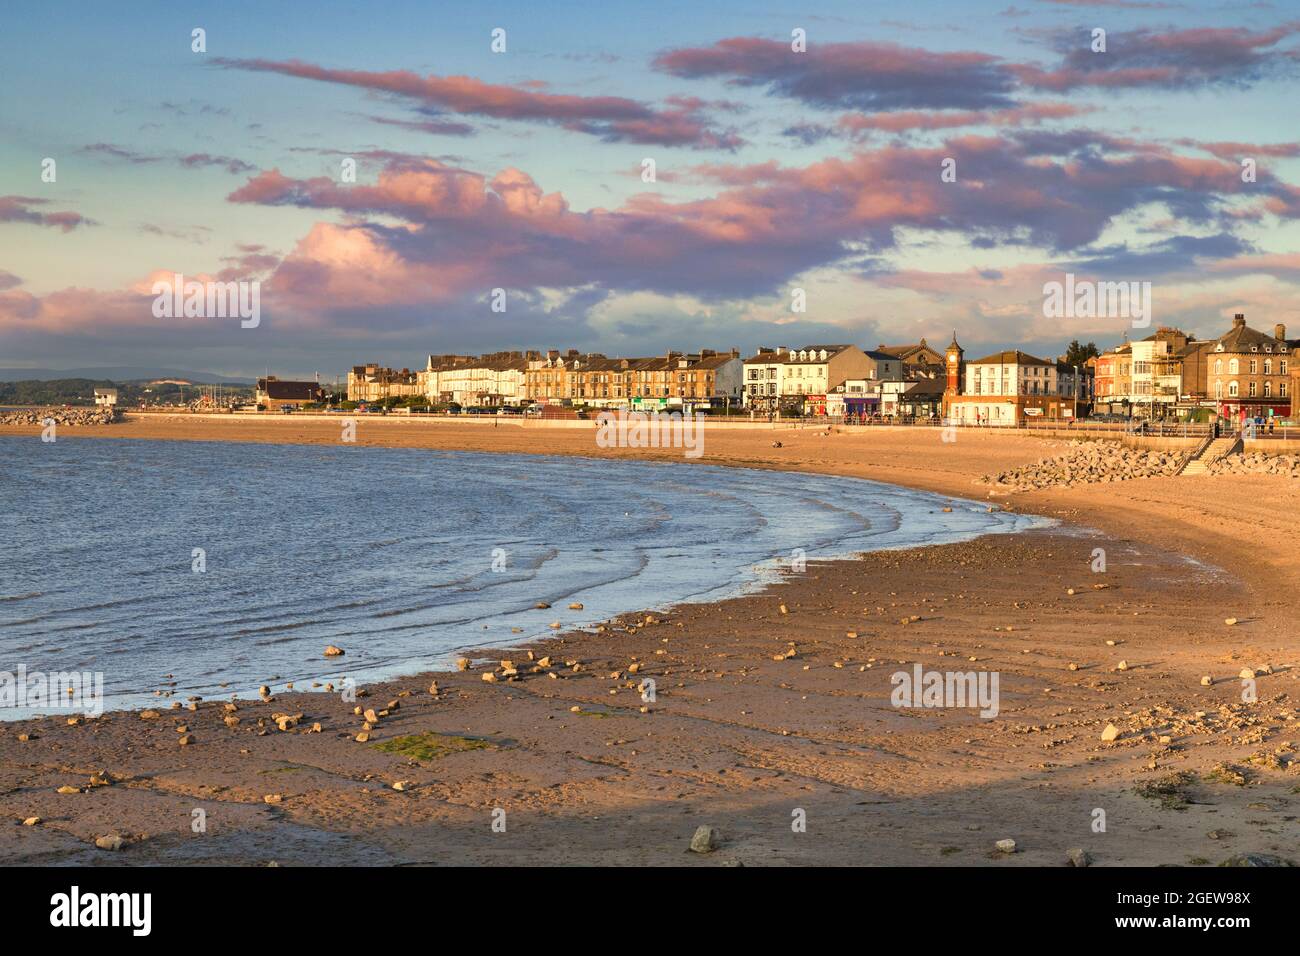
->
xmin=995 ymin=839 xmax=1016 ymax=854
xmin=690 ymin=825 xmax=720 ymax=853
xmin=94 ymin=835 xmax=125 ymax=851
xmin=1100 ymin=724 xmax=1121 ymax=742
xmin=1067 ymin=848 xmax=1091 ymax=867
xmin=324 ymin=645 xmax=345 ymax=657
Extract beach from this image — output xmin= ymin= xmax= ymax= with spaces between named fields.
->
xmin=1 ymin=415 xmax=1298 ymax=865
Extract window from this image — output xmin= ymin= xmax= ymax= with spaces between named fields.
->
xmin=1229 ymin=381 xmax=1239 ymax=397
xmin=1215 ymin=381 xmax=1223 ymax=399
xmin=1264 ymin=381 xmax=1271 ymax=398
xmin=1229 ymin=359 xmax=1239 ymax=374
xmin=1282 ymin=382 xmax=1289 ymax=398
xmin=1215 ymin=359 xmax=1223 ymax=374
xmin=1265 ymin=359 xmax=1272 ymax=375
xmin=1249 ymin=381 xmax=1257 ymax=397
xmin=1249 ymin=359 xmax=1258 ymax=375
xmin=1282 ymin=360 xmax=1288 ymax=376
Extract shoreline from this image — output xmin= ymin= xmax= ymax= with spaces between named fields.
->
xmin=2 ymin=417 xmax=1298 ymax=865
xmin=0 ymin=446 xmax=1047 ymax=722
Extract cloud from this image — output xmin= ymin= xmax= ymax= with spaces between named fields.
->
xmin=838 ymin=102 xmax=1088 ymax=136
xmin=1173 ymin=138 xmax=1300 ymax=159
xmin=364 ymin=114 xmax=476 ymax=137
xmin=0 ymin=196 xmax=93 ymax=231
xmin=653 ymin=38 xmax=1020 ymax=112
xmin=214 ymin=128 xmax=1297 ymax=326
xmin=653 ymin=25 xmax=1300 ymax=116
xmin=82 ymin=142 xmax=253 ymax=174
xmin=215 ymin=57 xmax=743 ymax=149
xmin=1014 ymin=22 xmax=1300 ymax=91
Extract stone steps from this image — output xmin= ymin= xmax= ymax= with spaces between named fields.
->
xmin=1179 ymin=437 xmax=1239 ymax=476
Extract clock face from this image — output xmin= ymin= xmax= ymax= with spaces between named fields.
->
xmin=948 ymin=354 xmax=957 ymax=364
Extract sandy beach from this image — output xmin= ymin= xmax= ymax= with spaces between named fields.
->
xmin=2 ymin=414 xmax=1298 ymax=865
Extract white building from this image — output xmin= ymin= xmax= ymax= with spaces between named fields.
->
xmin=743 ymin=345 xmax=870 ymax=414
xmin=93 ymin=388 xmax=118 ymax=406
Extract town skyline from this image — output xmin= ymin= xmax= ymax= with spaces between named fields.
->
xmin=3 ymin=0 xmax=1300 ymax=378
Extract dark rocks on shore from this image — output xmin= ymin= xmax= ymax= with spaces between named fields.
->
xmin=1207 ymin=452 xmax=1300 ymax=478
xmin=0 ymin=407 xmax=119 ymax=427
xmin=983 ymin=441 xmax=1186 ymax=491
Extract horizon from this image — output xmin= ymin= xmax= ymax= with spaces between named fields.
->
xmin=3 ymin=0 xmax=1299 ymax=378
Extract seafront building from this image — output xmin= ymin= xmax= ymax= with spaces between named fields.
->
xmin=1090 ymin=315 xmax=1299 ymax=421
xmin=942 ymin=335 xmax=1091 ymax=425
xmin=1207 ymin=314 xmax=1298 ymax=421
xmin=346 ymin=365 xmax=421 ymax=403
xmin=523 ymin=348 xmax=742 ymax=411
xmin=329 ymin=313 xmax=1298 ymax=424
xmin=256 ymin=376 xmax=326 ymax=411
xmin=422 ymin=351 xmax=534 ymax=407
xmin=742 ymin=344 xmax=870 ymax=415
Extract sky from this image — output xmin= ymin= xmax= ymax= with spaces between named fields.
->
xmin=2 ymin=0 xmax=1299 ymax=379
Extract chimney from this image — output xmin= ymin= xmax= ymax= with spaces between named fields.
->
xmin=1233 ymin=313 xmax=1246 ymax=328
xmin=1275 ymin=324 xmax=1287 ymax=341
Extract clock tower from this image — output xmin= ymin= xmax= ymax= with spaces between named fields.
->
xmin=944 ymin=332 xmax=964 ymax=396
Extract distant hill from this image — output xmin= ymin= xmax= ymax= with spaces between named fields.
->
xmin=0 ymin=367 xmax=255 ymax=385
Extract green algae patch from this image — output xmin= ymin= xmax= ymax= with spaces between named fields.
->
xmin=373 ymin=732 xmax=495 ymax=762
xmin=1135 ymin=771 xmax=1196 ymax=810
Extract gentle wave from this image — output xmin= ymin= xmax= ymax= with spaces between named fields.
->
xmin=0 ymin=437 xmax=1048 ymax=717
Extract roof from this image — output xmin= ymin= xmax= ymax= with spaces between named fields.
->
xmin=743 ymin=345 xmax=857 ymax=365
xmin=875 ymin=340 xmax=941 ymax=363
xmin=863 ymin=350 xmax=900 ymax=362
xmin=901 ymin=378 xmax=944 ymax=397
xmin=1214 ymin=320 xmax=1297 ymax=354
xmin=257 ymin=379 xmax=321 ymax=400
xmin=967 ymin=350 xmax=1052 ymax=367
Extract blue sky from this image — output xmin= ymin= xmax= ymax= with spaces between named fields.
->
xmin=2 ymin=0 xmax=1298 ymax=377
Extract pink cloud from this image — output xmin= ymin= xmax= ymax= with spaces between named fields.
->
xmin=838 ymin=102 xmax=1088 ymax=136
xmin=0 ymin=196 xmax=93 ymax=231
xmin=217 ymin=58 xmax=742 ymax=149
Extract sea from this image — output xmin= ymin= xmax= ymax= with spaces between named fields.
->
xmin=0 ymin=437 xmax=1047 ymax=717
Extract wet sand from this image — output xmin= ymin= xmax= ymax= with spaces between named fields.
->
xmin=1 ymin=415 xmax=1297 ymax=865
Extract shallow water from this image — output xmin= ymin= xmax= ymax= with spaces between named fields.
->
xmin=0 ymin=437 xmax=1047 ymax=717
